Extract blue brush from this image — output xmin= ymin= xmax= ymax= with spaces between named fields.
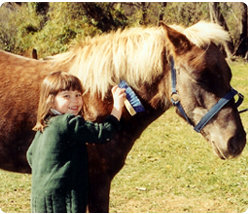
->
xmin=118 ymin=80 xmax=145 ymax=116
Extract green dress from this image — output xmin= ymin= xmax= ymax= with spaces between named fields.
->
xmin=26 ymin=113 xmax=120 ymax=213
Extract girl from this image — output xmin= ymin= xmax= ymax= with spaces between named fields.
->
xmin=26 ymin=71 xmax=126 ymax=213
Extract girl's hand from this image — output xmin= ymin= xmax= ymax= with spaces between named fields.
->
xmin=111 ymin=85 xmax=126 ymax=109
xmin=111 ymin=86 xmax=126 ymax=120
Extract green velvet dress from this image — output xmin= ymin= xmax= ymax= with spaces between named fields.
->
xmin=26 ymin=113 xmax=120 ymax=213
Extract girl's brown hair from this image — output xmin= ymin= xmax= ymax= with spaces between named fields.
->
xmin=33 ymin=71 xmax=84 ymax=132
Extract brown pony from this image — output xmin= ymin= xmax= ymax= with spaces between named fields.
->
xmin=0 ymin=21 xmax=246 ymax=212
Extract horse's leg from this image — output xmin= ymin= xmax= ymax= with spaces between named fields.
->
xmin=88 ymin=172 xmax=111 ymax=213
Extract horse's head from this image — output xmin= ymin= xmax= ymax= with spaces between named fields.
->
xmin=160 ymin=22 xmax=246 ymax=159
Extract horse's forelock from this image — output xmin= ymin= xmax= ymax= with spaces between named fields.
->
xmin=170 ymin=21 xmax=230 ymax=48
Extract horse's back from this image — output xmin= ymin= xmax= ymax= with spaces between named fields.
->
xmin=0 ymin=50 xmax=51 ymax=172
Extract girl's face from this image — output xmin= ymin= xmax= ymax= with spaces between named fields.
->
xmin=53 ymin=90 xmax=83 ymax=116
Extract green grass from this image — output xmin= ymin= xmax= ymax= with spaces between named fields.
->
xmin=110 ymin=109 xmax=248 ymax=213
xmin=0 ymin=171 xmax=31 ymax=213
xmin=1 ymin=61 xmax=248 ymax=213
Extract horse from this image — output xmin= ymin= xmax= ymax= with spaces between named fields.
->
xmin=0 ymin=21 xmax=246 ymax=212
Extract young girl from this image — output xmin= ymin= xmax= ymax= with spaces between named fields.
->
xmin=26 ymin=71 xmax=126 ymax=213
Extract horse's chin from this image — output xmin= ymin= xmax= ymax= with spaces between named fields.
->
xmin=202 ymin=133 xmax=228 ymax=159
xmin=210 ymin=140 xmax=241 ymax=160
xmin=211 ymin=141 xmax=227 ymax=160
xmin=202 ymin=129 xmax=243 ymax=160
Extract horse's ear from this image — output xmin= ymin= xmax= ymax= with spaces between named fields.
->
xmin=159 ymin=22 xmax=191 ymax=55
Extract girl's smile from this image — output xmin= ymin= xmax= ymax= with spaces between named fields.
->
xmin=53 ymin=90 xmax=83 ymax=116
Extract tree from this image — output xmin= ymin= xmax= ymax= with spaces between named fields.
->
xmin=120 ymin=2 xmax=151 ymax=26
xmin=82 ymin=3 xmax=128 ymax=32
xmin=0 ymin=2 xmax=128 ymax=57
xmin=159 ymin=2 xmax=167 ymax=21
xmin=209 ymin=2 xmax=235 ymax=58
xmin=234 ymin=3 xmax=247 ymax=57
xmin=0 ymin=2 xmax=247 ymax=59
xmin=0 ymin=2 xmax=44 ymax=54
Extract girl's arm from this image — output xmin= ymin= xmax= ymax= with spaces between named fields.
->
xmin=68 ymin=86 xmax=126 ymax=144
xmin=68 ymin=114 xmax=120 ymax=144
xmin=26 ymin=132 xmax=39 ymax=168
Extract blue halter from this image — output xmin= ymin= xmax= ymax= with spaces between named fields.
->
xmin=170 ymin=58 xmax=244 ymax=133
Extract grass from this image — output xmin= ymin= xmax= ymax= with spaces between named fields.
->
xmin=0 ymin=171 xmax=31 ymax=213
xmin=1 ymin=61 xmax=248 ymax=213
xmin=110 ymin=110 xmax=248 ymax=213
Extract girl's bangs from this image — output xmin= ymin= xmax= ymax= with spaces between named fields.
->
xmin=50 ymin=73 xmax=83 ymax=95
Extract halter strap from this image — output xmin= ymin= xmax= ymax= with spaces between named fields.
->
xmin=170 ymin=58 xmax=193 ymax=125
xmin=170 ymin=57 xmax=244 ymax=133
xmin=194 ymin=88 xmax=241 ymax=132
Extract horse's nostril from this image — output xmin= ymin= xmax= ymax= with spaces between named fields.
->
xmin=228 ymin=135 xmax=244 ymax=157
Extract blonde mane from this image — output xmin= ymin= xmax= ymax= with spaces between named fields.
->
xmin=49 ymin=21 xmax=230 ymax=98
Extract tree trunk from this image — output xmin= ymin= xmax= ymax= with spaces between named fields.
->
xmin=234 ymin=3 xmax=247 ymax=57
xmin=209 ymin=2 xmax=234 ymax=58
xmin=159 ymin=2 xmax=167 ymax=22
xmin=140 ymin=2 xmax=149 ymax=25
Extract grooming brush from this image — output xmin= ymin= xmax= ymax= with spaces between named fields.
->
xmin=118 ymin=80 xmax=145 ymax=116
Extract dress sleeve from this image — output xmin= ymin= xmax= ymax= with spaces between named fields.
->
xmin=26 ymin=132 xmax=39 ymax=168
xmin=26 ymin=144 xmax=33 ymax=168
xmin=67 ymin=115 xmax=121 ymax=144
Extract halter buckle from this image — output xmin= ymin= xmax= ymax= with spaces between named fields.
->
xmin=171 ymin=92 xmax=179 ymax=105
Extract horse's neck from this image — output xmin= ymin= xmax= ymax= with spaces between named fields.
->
xmin=81 ymin=65 xmax=172 ymax=122
xmin=82 ymin=92 xmax=113 ymax=122
xmin=137 ymin=71 xmax=172 ymax=111
xmin=82 ymin=86 xmax=171 ymax=126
